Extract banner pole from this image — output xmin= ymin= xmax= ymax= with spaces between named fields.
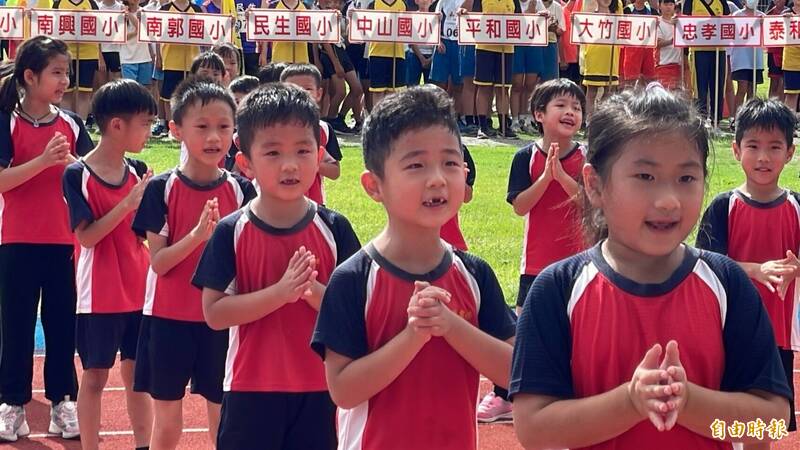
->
xmin=392 ymin=39 xmax=396 ymax=91
xmin=714 ymin=48 xmax=720 ymax=131
xmin=501 ymin=49 xmax=506 ymax=136
xmin=74 ymin=42 xmax=80 ymax=110
xmin=752 ymin=46 xmax=757 ymax=100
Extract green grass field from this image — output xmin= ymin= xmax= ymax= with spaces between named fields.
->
xmin=133 ymin=132 xmax=800 ymax=305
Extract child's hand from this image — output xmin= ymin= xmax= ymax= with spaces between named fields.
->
xmin=628 ymin=344 xmax=672 ymax=432
xmin=754 ymin=259 xmax=795 ymax=294
xmin=550 ymin=144 xmax=569 ymax=183
xmin=275 ymin=246 xmax=317 ymax=304
xmin=191 ymin=198 xmax=219 ymax=242
xmin=540 ymin=143 xmax=556 ymax=183
xmin=659 ymin=340 xmax=688 ymax=431
xmin=122 ymin=169 xmax=152 ymax=212
xmin=409 ymin=283 xmax=454 ymax=337
xmin=407 ymin=281 xmax=451 ymax=340
xmin=40 ymin=132 xmax=73 ymax=167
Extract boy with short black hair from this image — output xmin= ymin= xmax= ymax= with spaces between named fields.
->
xmin=280 ymin=64 xmax=343 ymax=205
xmin=62 ymin=79 xmax=157 ymax=450
xmin=156 ymin=0 xmax=203 ymax=123
xmin=311 ymin=85 xmax=516 ymax=450
xmin=697 ymin=97 xmax=800 ymax=441
xmin=257 ymin=61 xmax=289 ymax=84
xmin=193 ymin=83 xmax=360 ymax=449
xmin=229 ymin=75 xmax=260 ymax=105
xmin=132 ymin=79 xmax=256 ymax=449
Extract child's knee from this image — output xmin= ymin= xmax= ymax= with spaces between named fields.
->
xmin=81 ymin=369 xmax=109 ymax=392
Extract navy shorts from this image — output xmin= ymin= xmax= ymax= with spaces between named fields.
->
xmin=76 ymin=312 xmax=141 ymax=370
xmin=319 ymin=46 xmax=355 ymax=79
xmin=731 ymin=68 xmax=763 ymax=85
xmin=516 ymin=274 xmax=537 ymax=308
xmin=68 ymin=59 xmax=98 ymax=92
xmin=217 ymin=391 xmax=337 ymax=450
xmin=474 ymin=50 xmax=513 ymax=87
xmin=784 ymin=70 xmax=800 ymax=94
xmin=101 ymin=51 xmax=121 ymax=73
xmin=779 ymin=349 xmax=796 ymax=431
xmin=430 ymin=39 xmax=462 ymax=85
xmin=368 ymin=56 xmax=406 ymax=92
xmin=460 ymin=45 xmax=475 ymax=78
xmin=133 ymin=315 xmax=228 ymax=404
xmin=346 ymin=43 xmax=369 ymax=79
xmin=160 ymin=70 xmax=186 ymax=102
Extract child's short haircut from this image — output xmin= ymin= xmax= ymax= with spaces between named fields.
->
xmin=531 ymin=78 xmax=587 ymax=132
xmin=190 ymin=52 xmax=226 ymax=75
xmin=93 ymin=79 xmax=158 ymax=133
xmin=734 ymin=98 xmax=796 ymax=147
xmin=583 ymin=84 xmax=709 ymax=244
xmin=257 ymin=62 xmax=288 ymax=84
xmin=170 ymin=78 xmax=237 ymax=125
xmin=279 ymin=64 xmax=322 ymax=88
xmin=212 ymin=43 xmax=239 ymax=71
xmin=362 ymin=85 xmax=461 ymax=178
xmin=229 ymin=75 xmax=260 ymax=95
xmin=236 ymin=83 xmax=321 ymax=157
xmin=660 ymin=0 xmax=675 ymax=4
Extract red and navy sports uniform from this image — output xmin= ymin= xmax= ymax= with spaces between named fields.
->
xmin=0 ymin=109 xmax=91 ymax=406
xmin=440 ymin=145 xmax=476 ymax=251
xmin=509 ymin=245 xmax=793 ymax=450
xmin=192 ymin=201 xmax=360 ymax=450
xmin=306 ymin=121 xmax=342 ymax=205
xmin=131 ymin=169 xmax=256 ymax=404
xmin=311 ymin=244 xmax=516 ymax=450
xmin=696 ymin=189 xmax=800 ymax=431
xmin=506 ymin=142 xmax=585 ymax=306
xmin=63 ymin=158 xmax=150 ymax=369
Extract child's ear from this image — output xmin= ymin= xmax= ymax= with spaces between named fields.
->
xmin=533 ymin=110 xmax=544 ymax=124
xmin=314 ymin=88 xmax=323 ymax=104
xmin=582 ymin=163 xmax=603 ymax=208
xmin=731 ymin=141 xmax=742 ymax=162
xmin=235 ymin=152 xmax=255 ymax=179
xmin=168 ymin=120 xmax=181 ymax=141
xmin=360 ymin=170 xmax=383 ymax=203
xmin=787 ymin=144 xmax=796 ymax=163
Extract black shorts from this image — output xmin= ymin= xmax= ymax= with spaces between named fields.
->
xmin=217 ymin=391 xmax=336 ymax=450
xmin=243 ymin=52 xmax=260 ymax=77
xmin=160 ymin=70 xmax=187 ymax=102
xmin=346 ymin=43 xmax=369 ymax=79
xmin=779 ymin=348 xmax=796 ymax=431
xmin=731 ymin=69 xmax=763 ymax=85
xmin=68 ymin=59 xmax=98 ymax=92
xmin=560 ymin=62 xmax=582 ymax=86
xmin=369 ymin=56 xmax=406 ymax=92
xmin=133 ymin=315 xmax=228 ymax=404
xmin=516 ymin=274 xmax=537 ymax=308
xmin=76 ymin=312 xmax=141 ymax=370
xmin=102 ymin=51 xmax=121 ymax=73
xmin=474 ymin=50 xmax=513 ymax=87
xmin=319 ymin=46 xmax=355 ymax=79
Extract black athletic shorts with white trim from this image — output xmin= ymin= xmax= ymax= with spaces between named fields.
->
xmin=76 ymin=311 xmax=141 ymax=369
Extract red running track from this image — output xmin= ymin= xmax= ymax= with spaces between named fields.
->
xmin=7 ymin=356 xmax=799 ymax=449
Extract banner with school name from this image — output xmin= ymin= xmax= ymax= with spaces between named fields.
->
xmin=30 ymin=9 xmax=126 ymax=44
xmin=138 ymin=10 xmax=233 ymax=46
xmin=673 ymin=16 xmax=762 ymax=48
xmin=348 ymin=10 xmax=440 ymax=45
xmin=457 ymin=13 xmax=548 ymax=47
xmin=570 ymin=12 xmax=658 ymax=48
xmin=762 ymin=15 xmax=800 ymax=47
xmin=246 ymin=9 xmax=340 ymax=43
xmin=0 ymin=7 xmax=24 ymax=40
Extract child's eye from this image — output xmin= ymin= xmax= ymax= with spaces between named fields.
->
xmin=679 ymin=175 xmax=697 ymax=183
xmin=405 ymin=163 xmax=423 ymax=170
xmin=298 ymin=148 xmax=312 ymax=154
xmin=265 ymin=150 xmax=279 ymax=157
xmin=445 ymin=160 xmax=461 ymax=167
xmin=635 ymin=173 xmax=654 ymax=181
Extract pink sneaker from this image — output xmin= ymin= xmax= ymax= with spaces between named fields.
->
xmin=476 ymin=392 xmax=513 ymax=423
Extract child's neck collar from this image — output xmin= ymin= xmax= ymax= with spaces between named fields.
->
xmin=179 ymin=159 xmax=222 ymax=185
xmin=601 ymin=238 xmax=687 ymax=285
xmin=249 ymin=195 xmax=311 ymax=231
xmin=18 ymin=96 xmax=54 ymax=120
xmin=372 ymin=224 xmax=448 ymax=276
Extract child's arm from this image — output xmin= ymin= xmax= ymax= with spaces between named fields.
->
xmin=319 ymin=157 xmax=341 ymax=180
xmin=508 ymin=145 xmax=554 ymax=216
xmin=202 ymin=247 xmax=317 ymax=329
xmin=0 ymin=132 xmax=75 ymax=193
xmin=322 ymin=43 xmax=345 ymax=77
xmin=322 ymin=282 xmax=448 ymax=408
xmin=147 ymin=198 xmax=219 ymax=275
xmin=320 ymin=129 xmax=342 ymax=180
xmin=551 ymin=148 xmax=579 ymax=198
xmin=126 ymin=13 xmax=139 ymax=41
xmin=65 ymin=166 xmax=153 ymax=249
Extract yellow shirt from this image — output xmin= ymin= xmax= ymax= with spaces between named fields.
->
xmin=475 ymin=0 xmax=518 ymax=54
xmin=160 ymin=2 xmax=202 ymax=71
xmin=270 ymin=0 xmax=309 ymax=63
xmin=52 ymin=0 xmax=100 ymax=60
xmin=368 ymin=0 xmax=405 ymax=59
xmin=784 ymin=47 xmax=800 ymax=72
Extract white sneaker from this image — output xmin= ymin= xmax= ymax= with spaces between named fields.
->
xmin=50 ymin=399 xmax=79 ymax=439
xmin=0 ymin=403 xmax=29 ymax=442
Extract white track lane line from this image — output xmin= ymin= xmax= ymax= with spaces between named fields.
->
xmin=28 ymin=428 xmax=210 ymax=439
